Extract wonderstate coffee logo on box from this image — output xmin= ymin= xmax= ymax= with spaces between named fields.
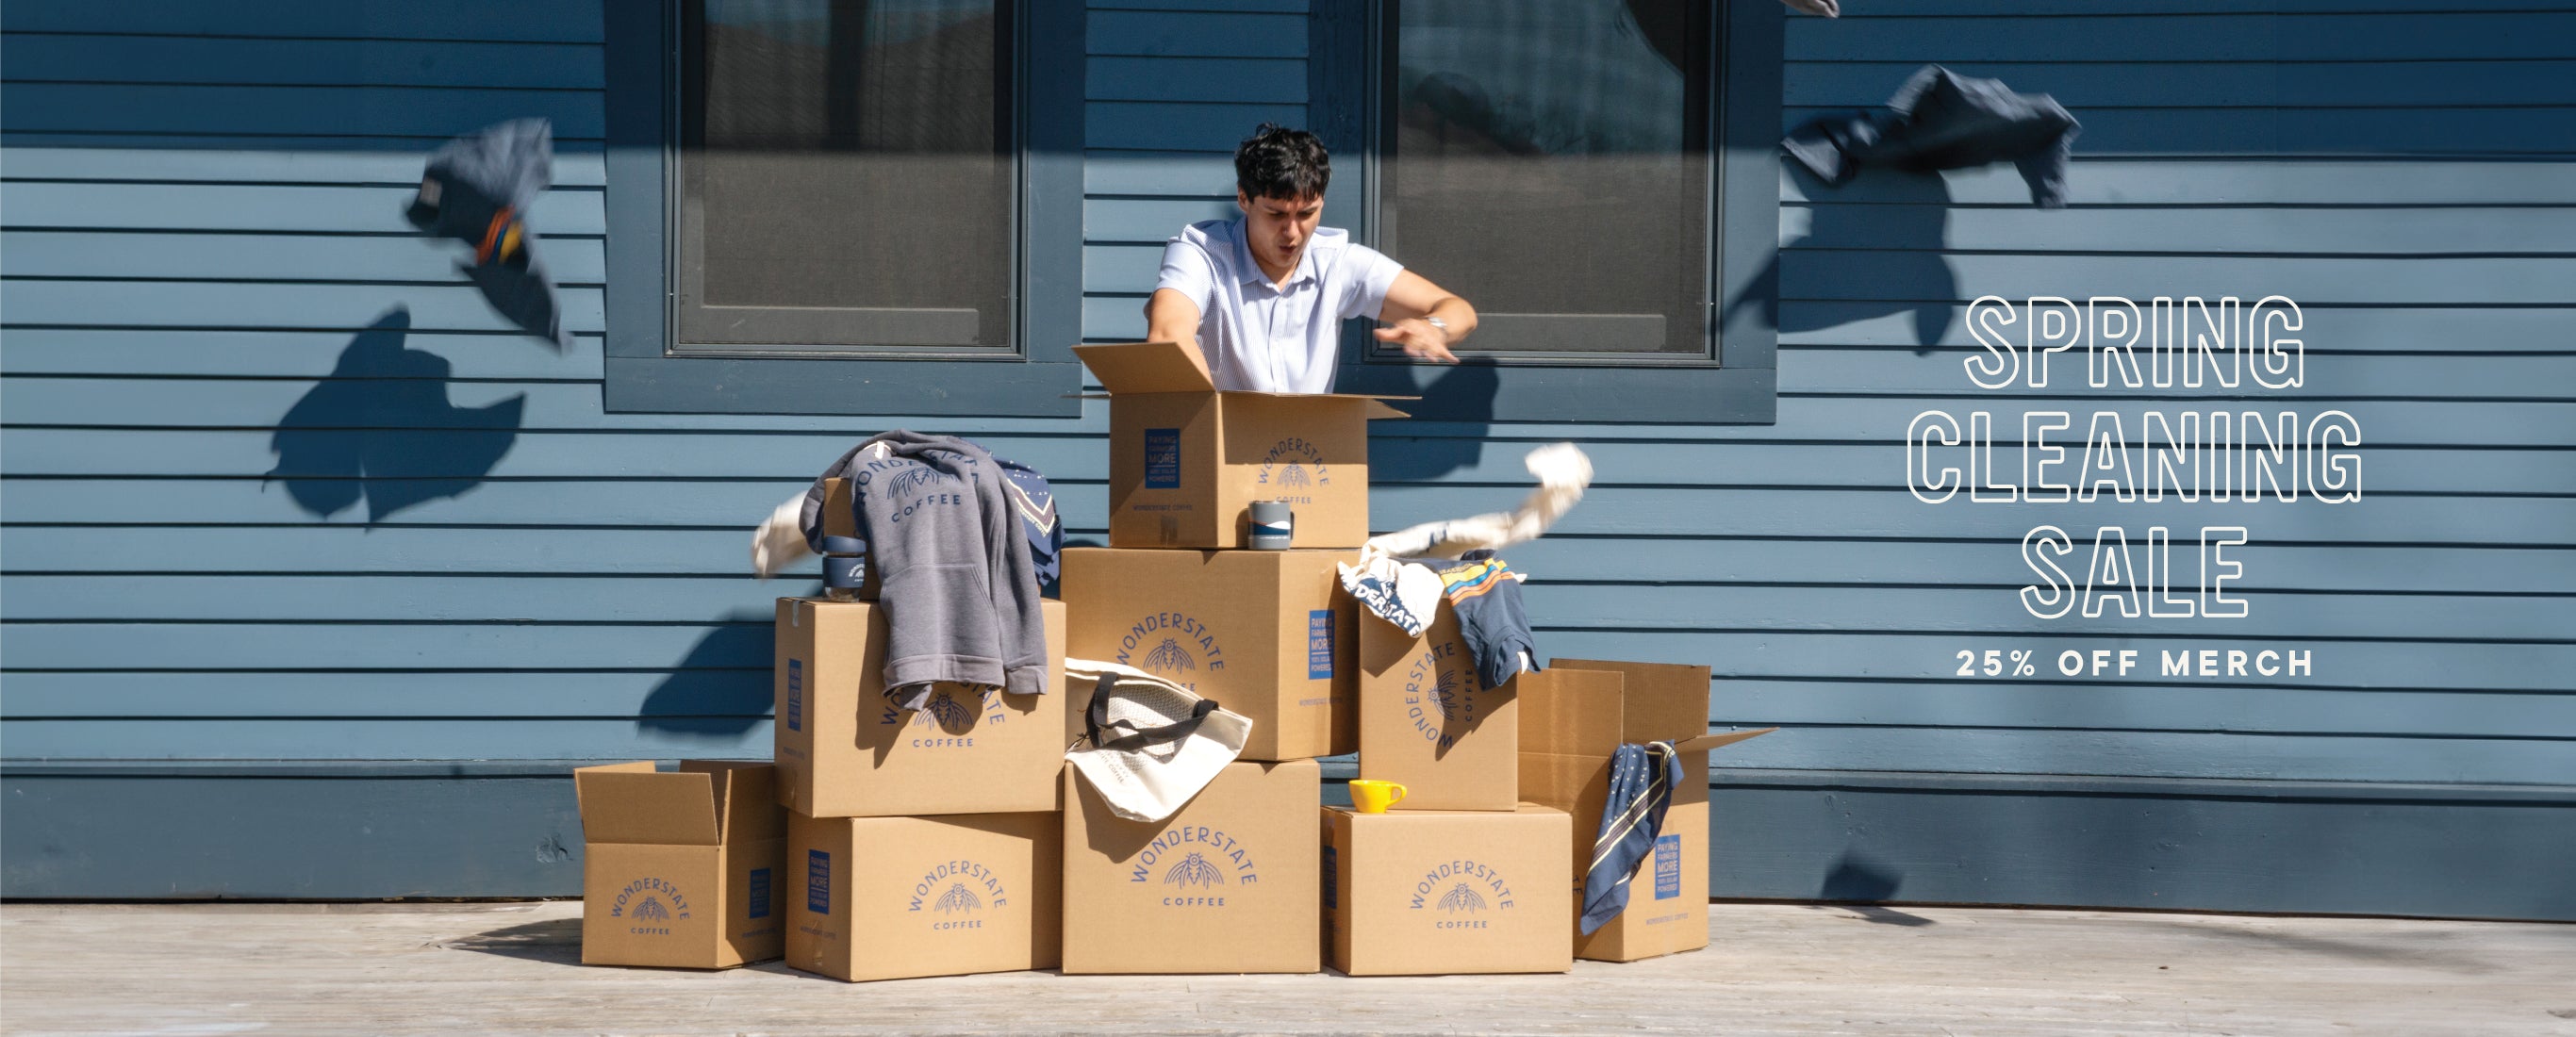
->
xmin=608 ymin=876 xmax=692 ymax=935
xmin=1410 ymin=859 xmax=1519 ymax=930
xmin=1254 ymin=436 xmax=1332 ymax=502
xmin=874 ymin=687 xmax=1013 ymax=749
xmin=1131 ymin=825 xmax=1263 ymax=908
xmin=1112 ymin=610 xmax=1230 ymax=684
xmin=908 ymin=858 xmax=1014 ymax=930
xmin=1404 ymin=640 xmax=1479 ymax=749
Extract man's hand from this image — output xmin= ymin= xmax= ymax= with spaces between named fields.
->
xmin=1373 ymin=318 xmax=1459 ymax=363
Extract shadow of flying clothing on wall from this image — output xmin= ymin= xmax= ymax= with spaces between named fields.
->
xmin=1726 ymin=167 xmax=1957 ymax=353
xmin=1784 ymin=65 xmax=2079 ymax=208
xmin=405 ymin=118 xmax=573 ymax=349
xmin=264 ymin=306 xmax=524 ymax=523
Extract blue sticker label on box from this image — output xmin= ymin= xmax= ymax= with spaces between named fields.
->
xmin=1306 ymin=609 xmax=1334 ymax=680
xmin=748 ymin=867 xmax=771 ymax=919
xmin=785 ymin=658 xmax=803 ymax=732
xmin=1654 ymin=833 xmax=1681 ymax=900
xmin=1144 ymin=428 xmax=1181 ymax=488
xmin=1322 ymin=845 xmax=1339 ymax=910
xmin=806 ymin=849 xmax=831 ymax=914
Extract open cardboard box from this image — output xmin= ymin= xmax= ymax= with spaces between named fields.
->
xmin=1517 ymin=660 xmax=1775 ymax=963
xmin=575 ymin=761 xmax=786 ymax=969
xmin=1073 ymin=341 xmax=1409 ymax=549
xmin=1357 ymin=600 xmax=1520 ymax=810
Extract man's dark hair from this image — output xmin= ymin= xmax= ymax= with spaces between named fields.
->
xmin=1234 ymin=123 xmax=1330 ymax=202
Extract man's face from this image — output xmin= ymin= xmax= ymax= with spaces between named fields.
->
xmin=1237 ymin=191 xmax=1323 ymax=273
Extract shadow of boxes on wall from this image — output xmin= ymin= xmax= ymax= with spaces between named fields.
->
xmin=574 ymin=762 xmax=786 ymax=969
xmin=1518 ymin=660 xmax=1775 ymax=963
xmin=1073 ymin=340 xmax=1407 ymax=550
xmin=774 ymin=598 xmax=1071 ymax=817
xmin=1061 ymin=759 xmax=1322 ymax=975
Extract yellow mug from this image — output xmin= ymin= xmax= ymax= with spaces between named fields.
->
xmin=1348 ymin=780 xmax=1409 ymax=814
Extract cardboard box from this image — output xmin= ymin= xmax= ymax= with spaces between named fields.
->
xmin=1061 ymin=760 xmax=1321 ymax=974
xmin=1321 ymin=805 xmax=1572 ymax=976
xmin=785 ymin=811 xmax=1062 ymax=982
xmin=1074 ymin=341 xmax=1407 ymax=550
xmin=576 ymin=761 xmax=786 ymax=969
xmin=1357 ymin=601 xmax=1520 ymax=810
xmin=774 ymin=597 xmax=1071 ymax=816
xmin=1516 ymin=659 xmax=1775 ymax=963
xmin=1062 ymin=548 xmax=1354 ymax=761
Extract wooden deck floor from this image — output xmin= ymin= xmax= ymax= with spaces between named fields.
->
xmin=2 ymin=901 xmax=2569 ymax=1036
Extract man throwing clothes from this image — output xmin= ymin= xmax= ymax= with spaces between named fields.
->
xmin=1145 ymin=123 xmax=1478 ymax=393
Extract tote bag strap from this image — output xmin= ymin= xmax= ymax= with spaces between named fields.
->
xmin=1084 ymin=671 xmax=1220 ymax=752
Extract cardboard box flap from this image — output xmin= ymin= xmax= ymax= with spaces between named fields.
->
xmin=1548 ymin=658 xmax=1711 ymax=742
xmin=1675 ymin=727 xmax=1777 ymax=753
xmin=574 ymin=763 xmax=721 ymax=846
xmin=1515 ymin=667 xmax=1627 ymax=758
xmin=679 ymin=761 xmax=782 ymax=842
xmin=1073 ymin=341 xmax=1215 ymax=395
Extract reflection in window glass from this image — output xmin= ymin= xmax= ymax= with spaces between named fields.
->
xmin=680 ymin=0 xmax=1013 ymax=351
xmin=1385 ymin=0 xmax=1709 ymax=356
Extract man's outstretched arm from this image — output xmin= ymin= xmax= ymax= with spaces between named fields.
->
xmin=1375 ymin=270 xmax=1474 ymax=363
xmin=1142 ymin=288 xmax=1215 ymax=374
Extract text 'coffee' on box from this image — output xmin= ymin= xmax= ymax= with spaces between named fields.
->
xmin=1062 ymin=549 xmax=1354 ymax=761
xmin=774 ymin=597 xmax=1071 ymax=816
xmin=576 ymin=761 xmax=786 ymax=970
xmin=1074 ymin=341 xmax=1408 ymax=550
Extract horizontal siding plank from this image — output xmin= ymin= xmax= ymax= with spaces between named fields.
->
xmin=1 ymin=83 xmax=605 ymax=140
xmin=0 ymin=330 xmax=603 ymax=380
xmin=1784 ymin=13 xmax=2576 ymax=63
xmin=1086 ymin=57 xmax=1306 ymax=104
xmin=0 ymin=182 xmax=603 ymax=235
xmin=1086 ymin=10 xmax=1309 ymax=58
xmin=0 ymin=34 xmax=604 ymax=90
xmin=5 ymin=523 xmax=2570 ymax=600
xmin=2 ymin=718 xmax=2562 ymax=784
xmin=1087 ymin=100 xmax=1305 ymax=152
xmin=8 ymin=577 xmax=2568 ymax=640
xmin=1087 ymin=197 xmax=1236 ymax=240
xmin=1083 ymin=150 xmax=1237 ymax=196
xmin=7 ymin=426 xmax=2568 ymax=498
xmin=8 ymin=674 xmax=2563 ymax=740
xmin=1 ymin=1 xmax=605 ymax=41
xmin=0 ymin=283 xmax=604 ymax=335
xmin=13 ymin=378 xmax=2573 ymax=448
xmin=1778 ymin=205 xmax=2576 ymax=255
xmin=1782 ymin=105 xmax=2576 ymax=157
xmin=3 ymin=231 xmax=607 ymax=284
xmin=1774 ymin=305 xmax=2576 ymax=354
xmin=1775 ymin=253 xmax=2576 ymax=305
xmin=8 ymin=626 xmax=2568 ymax=695
xmin=4 ymin=477 xmax=2572 ymax=547
xmin=1780 ymin=158 xmax=2576 ymax=206
xmin=0 ymin=146 xmax=607 ymax=187
xmin=1785 ymin=59 xmax=2576 ymax=109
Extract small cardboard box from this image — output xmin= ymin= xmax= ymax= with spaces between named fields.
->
xmin=1517 ymin=659 xmax=1775 ymax=963
xmin=1062 ymin=548 xmax=1355 ymax=762
xmin=1321 ymin=805 xmax=1572 ymax=976
xmin=1357 ymin=601 xmax=1520 ymax=810
xmin=774 ymin=597 xmax=1071 ymax=816
xmin=1061 ymin=760 xmax=1321 ymax=975
xmin=785 ymin=811 xmax=1062 ymax=982
xmin=1074 ymin=341 xmax=1407 ymax=550
xmin=576 ymin=761 xmax=786 ymax=969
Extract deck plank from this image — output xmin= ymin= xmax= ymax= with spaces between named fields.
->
xmin=2 ymin=902 xmax=2570 ymax=1035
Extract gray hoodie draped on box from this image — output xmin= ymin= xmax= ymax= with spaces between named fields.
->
xmin=796 ymin=431 xmax=1050 ymax=709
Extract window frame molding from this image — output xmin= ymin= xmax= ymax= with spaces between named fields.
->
xmin=602 ymin=0 xmax=1085 ymax=416
xmin=1311 ymin=0 xmax=1781 ymax=424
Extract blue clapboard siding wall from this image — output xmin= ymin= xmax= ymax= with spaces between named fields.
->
xmin=4 ymin=1 xmax=2572 ymax=914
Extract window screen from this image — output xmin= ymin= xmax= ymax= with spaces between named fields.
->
xmin=677 ymin=0 xmax=1016 ymax=354
xmin=1378 ymin=0 xmax=1712 ymax=359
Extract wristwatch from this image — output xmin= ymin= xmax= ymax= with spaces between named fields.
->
xmin=1422 ymin=316 xmax=1451 ymax=340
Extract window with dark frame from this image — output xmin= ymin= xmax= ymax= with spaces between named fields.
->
xmin=1373 ymin=0 xmax=1715 ymax=362
xmin=675 ymin=0 xmax=1017 ymax=355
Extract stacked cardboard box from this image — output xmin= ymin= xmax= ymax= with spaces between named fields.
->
xmin=570 ymin=339 xmax=1776 ymax=980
